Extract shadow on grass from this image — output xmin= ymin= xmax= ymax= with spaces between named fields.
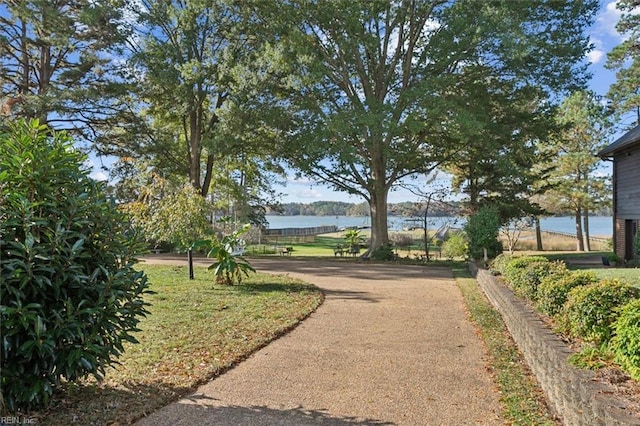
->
xmin=238 ymin=281 xmax=316 ymax=294
xmin=20 ymin=380 xmax=195 ymax=426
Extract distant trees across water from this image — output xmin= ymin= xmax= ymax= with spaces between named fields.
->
xmin=269 ymin=201 xmax=461 ymax=218
xmin=268 ymin=201 xmax=612 ymax=219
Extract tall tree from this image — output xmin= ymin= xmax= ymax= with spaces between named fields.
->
xmin=606 ymin=0 xmax=640 ymax=128
xmin=443 ymin=73 xmax=554 ymax=222
xmin=254 ymin=0 xmax=597 ymax=252
xmin=0 ymin=0 xmax=132 ymax=137
xmin=98 ymin=0 xmax=283 ymax=205
xmin=544 ymin=90 xmax=612 ymax=251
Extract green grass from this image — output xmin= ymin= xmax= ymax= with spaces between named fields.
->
xmin=534 ymin=251 xmax=640 ymax=288
xmin=453 ymin=266 xmax=558 ymax=425
xmin=25 ymin=265 xmax=323 ymax=425
xmin=580 ymin=268 xmax=640 ymax=287
xmin=249 ymin=233 xmax=443 ymax=260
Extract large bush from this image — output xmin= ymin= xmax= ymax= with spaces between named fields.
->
xmin=518 ymin=260 xmax=568 ymax=301
xmin=488 ymin=253 xmax=512 ymax=275
xmin=0 ymin=120 xmax=151 ymax=410
xmin=501 ymin=255 xmax=547 ymax=297
xmin=536 ymin=271 xmax=599 ymax=317
xmin=560 ymin=279 xmax=639 ymax=345
xmin=610 ymin=299 xmax=640 ymax=380
xmin=464 ymin=206 xmax=503 ymax=261
xmin=440 ymin=231 xmax=468 ymax=260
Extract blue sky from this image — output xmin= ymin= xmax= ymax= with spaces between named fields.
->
xmin=90 ymin=0 xmax=633 ymax=205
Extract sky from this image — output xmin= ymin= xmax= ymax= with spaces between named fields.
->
xmin=89 ymin=0 xmax=633 ymax=205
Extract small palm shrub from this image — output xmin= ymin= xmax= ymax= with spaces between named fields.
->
xmin=0 ymin=120 xmax=150 ymax=410
xmin=610 ymin=299 xmax=640 ymax=380
xmin=559 ymin=279 xmax=639 ymax=345
xmin=537 ymin=271 xmax=599 ymax=317
xmin=208 ymin=224 xmax=255 ymax=285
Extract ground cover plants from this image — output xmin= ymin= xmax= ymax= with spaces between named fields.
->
xmin=11 ymin=265 xmax=323 ymax=425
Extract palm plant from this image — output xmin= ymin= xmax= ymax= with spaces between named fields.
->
xmin=207 ymin=223 xmax=255 ymax=285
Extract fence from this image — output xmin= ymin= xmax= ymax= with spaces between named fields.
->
xmin=262 ymin=225 xmax=337 ymax=237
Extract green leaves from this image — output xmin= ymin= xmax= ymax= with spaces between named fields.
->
xmin=207 ymin=223 xmax=255 ymax=285
xmin=1 ymin=120 xmax=151 ymax=411
xmin=464 ymin=206 xmax=503 ymax=261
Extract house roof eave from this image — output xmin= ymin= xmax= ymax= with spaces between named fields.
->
xmin=598 ymin=123 xmax=640 ymax=158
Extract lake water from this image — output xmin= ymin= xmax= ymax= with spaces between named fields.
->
xmin=265 ymin=215 xmax=614 ymax=237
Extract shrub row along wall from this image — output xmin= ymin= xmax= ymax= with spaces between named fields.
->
xmin=470 ymin=263 xmax=640 ymax=426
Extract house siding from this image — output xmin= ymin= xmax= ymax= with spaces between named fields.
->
xmin=615 ymin=218 xmax=624 ymax=260
xmin=614 ymin=146 xmax=640 ymax=219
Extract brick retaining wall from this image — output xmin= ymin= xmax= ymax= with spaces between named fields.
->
xmin=470 ymin=263 xmax=640 ymax=425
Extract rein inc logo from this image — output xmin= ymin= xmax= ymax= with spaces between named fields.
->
xmin=1 ymin=418 xmax=36 ymax=425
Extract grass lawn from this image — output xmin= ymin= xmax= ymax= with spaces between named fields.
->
xmin=25 ymin=265 xmax=323 ymax=425
xmin=581 ymin=268 xmax=640 ymax=287
xmin=250 ymin=232 xmax=442 ymax=260
xmin=535 ymin=251 xmax=640 ymax=287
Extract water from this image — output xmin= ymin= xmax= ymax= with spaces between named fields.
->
xmin=264 ymin=215 xmax=614 ymax=237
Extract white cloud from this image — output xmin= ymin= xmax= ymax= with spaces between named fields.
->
xmin=596 ymin=1 xmax=640 ymax=40
xmin=587 ymin=49 xmax=605 ymax=64
xmin=586 ymin=35 xmax=606 ymax=64
xmin=290 ymin=187 xmax=325 ymax=199
xmin=91 ymin=171 xmax=108 ymax=181
xmin=597 ymin=1 xmax=624 ymax=38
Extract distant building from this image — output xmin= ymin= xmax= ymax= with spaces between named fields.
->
xmin=598 ymin=124 xmax=640 ymax=263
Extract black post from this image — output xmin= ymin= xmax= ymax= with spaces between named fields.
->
xmin=188 ymin=249 xmax=194 ymax=280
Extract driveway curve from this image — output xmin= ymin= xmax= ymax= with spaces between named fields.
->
xmin=136 ymin=257 xmax=503 ymax=425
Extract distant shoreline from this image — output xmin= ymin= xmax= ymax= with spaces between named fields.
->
xmin=264 ymin=215 xmax=614 ymax=238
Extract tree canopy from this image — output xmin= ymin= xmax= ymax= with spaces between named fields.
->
xmin=0 ymin=0 xmax=132 ymax=138
xmin=542 ymin=90 xmax=612 ymax=251
xmin=606 ymin=0 xmax=640 ymax=128
xmin=250 ymin=0 xmax=598 ymax=251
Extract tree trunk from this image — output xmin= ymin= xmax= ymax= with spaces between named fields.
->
xmin=201 ymin=153 xmax=214 ymax=198
xmin=535 ymin=216 xmax=543 ymax=251
xmin=189 ymin=110 xmax=201 ymax=193
xmin=583 ymin=207 xmax=591 ymax=252
xmin=574 ymin=208 xmax=584 ymax=251
xmin=368 ymin=187 xmax=389 ymax=253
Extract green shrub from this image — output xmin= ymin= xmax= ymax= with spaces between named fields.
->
xmin=0 ymin=120 xmax=151 ymax=410
xmin=464 ymin=206 xmax=503 ymax=261
xmin=518 ymin=260 xmax=568 ymax=301
xmin=501 ymin=256 xmax=548 ymax=298
xmin=610 ymin=299 xmax=640 ymax=380
xmin=560 ymin=279 xmax=639 ymax=345
xmin=488 ymin=253 xmax=512 ymax=275
xmin=537 ymin=271 xmax=599 ymax=317
xmin=440 ymin=231 xmax=468 ymax=260
xmin=370 ymin=243 xmax=395 ymax=261
xmin=207 ymin=224 xmax=255 ymax=285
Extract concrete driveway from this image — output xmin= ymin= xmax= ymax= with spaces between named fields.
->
xmin=135 ymin=257 xmax=503 ymax=425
